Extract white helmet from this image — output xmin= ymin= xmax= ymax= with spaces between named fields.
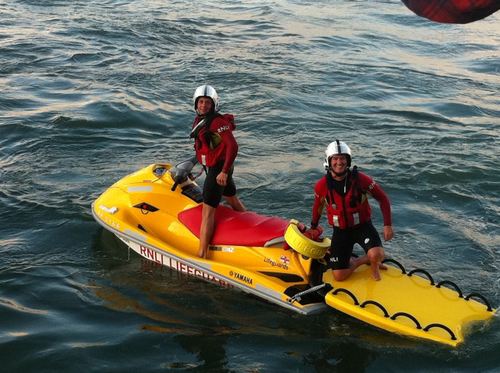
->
xmin=193 ymin=84 xmax=220 ymax=113
xmin=324 ymin=140 xmax=352 ymax=170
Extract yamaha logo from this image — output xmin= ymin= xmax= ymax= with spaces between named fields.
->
xmin=230 ymin=271 xmax=253 ymax=285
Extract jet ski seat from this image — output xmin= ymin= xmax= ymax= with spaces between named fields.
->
xmin=178 ymin=204 xmax=289 ymax=247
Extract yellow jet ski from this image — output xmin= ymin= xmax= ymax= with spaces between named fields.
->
xmin=92 ymin=159 xmax=332 ymax=315
xmin=92 ymin=159 xmax=495 ymax=346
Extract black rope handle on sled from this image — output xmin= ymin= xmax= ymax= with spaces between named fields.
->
xmin=390 ymin=312 xmax=457 ymax=342
xmin=361 ymin=300 xmax=389 ymax=318
xmin=408 ymin=268 xmax=435 ymax=285
xmin=391 ymin=312 xmax=422 ymax=329
xmin=332 ymin=288 xmax=359 ymax=305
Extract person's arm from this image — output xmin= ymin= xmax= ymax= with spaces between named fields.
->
xmin=311 ymin=180 xmax=326 ymax=229
xmin=360 ymin=173 xmax=391 ymax=226
xmin=210 ymin=116 xmax=238 ymax=174
xmin=220 ymin=130 xmax=238 ymax=174
xmin=360 ymin=173 xmax=393 ymax=240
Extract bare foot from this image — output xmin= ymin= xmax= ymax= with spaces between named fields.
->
xmin=371 ymin=262 xmax=383 ymax=281
xmin=349 ymin=257 xmax=386 ymax=279
xmin=197 ymin=249 xmax=207 ymax=258
xmin=349 ymin=256 xmax=368 ymax=269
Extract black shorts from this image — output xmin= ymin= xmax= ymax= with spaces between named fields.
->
xmin=329 ymin=221 xmax=382 ymax=270
xmin=203 ymin=161 xmax=236 ymax=208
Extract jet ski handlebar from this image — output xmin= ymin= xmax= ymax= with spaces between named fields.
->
xmin=169 ymin=156 xmax=198 ymax=191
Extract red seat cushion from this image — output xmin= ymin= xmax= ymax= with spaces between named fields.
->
xmin=178 ymin=204 xmax=289 ymax=247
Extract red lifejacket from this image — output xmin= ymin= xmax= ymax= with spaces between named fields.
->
xmin=316 ymin=171 xmax=372 ymax=229
xmin=192 ymin=113 xmax=237 ymax=170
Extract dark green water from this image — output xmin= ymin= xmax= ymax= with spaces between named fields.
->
xmin=1 ymin=1 xmax=499 ymax=371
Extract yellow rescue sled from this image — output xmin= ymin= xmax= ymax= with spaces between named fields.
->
xmin=323 ymin=259 xmax=495 ymax=346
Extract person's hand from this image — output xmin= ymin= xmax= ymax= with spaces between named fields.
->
xmin=216 ymin=171 xmax=228 ymax=186
xmin=383 ymin=225 xmax=394 ymax=241
xmin=304 ymin=226 xmax=324 ymax=242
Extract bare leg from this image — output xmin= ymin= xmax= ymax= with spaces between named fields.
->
xmin=333 ymin=253 xmax=386 ymax=282
xmin=332 ymin=256 xmax=366 ymax=281
xmin=223 ymin=195 xmax=246 ymax=212
xmin=367 ymin=246 xmax=385 ymax=281
xmin=198 ymin=203 xmax=216 ymax=258
xmin=350 ymin=255 xmax=387 ymax=270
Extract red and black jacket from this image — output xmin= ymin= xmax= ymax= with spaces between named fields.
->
xmin=311 ymin=168 xmax=392 ymax=229
xmin=191 ymin=113 xmax=238 ymax=173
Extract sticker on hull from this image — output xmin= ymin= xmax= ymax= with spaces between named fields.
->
xmin=127 ymin=241 xmax=233 ymax=288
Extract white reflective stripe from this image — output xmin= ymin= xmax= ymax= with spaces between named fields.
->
xmin=333 ymin=215 xmax=339 ymax=227
xmin=353 ymin=212 xmax=360 ymax=225
xmin=201 ymin=155 xmax=206 ymax=165
xmin=99 ymin=205 xmax=118 ymax=214
xmin=123 ymin=229 xmax=146 ymax=242
xmin=127 ymin=186 xmax=152 ymax=193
